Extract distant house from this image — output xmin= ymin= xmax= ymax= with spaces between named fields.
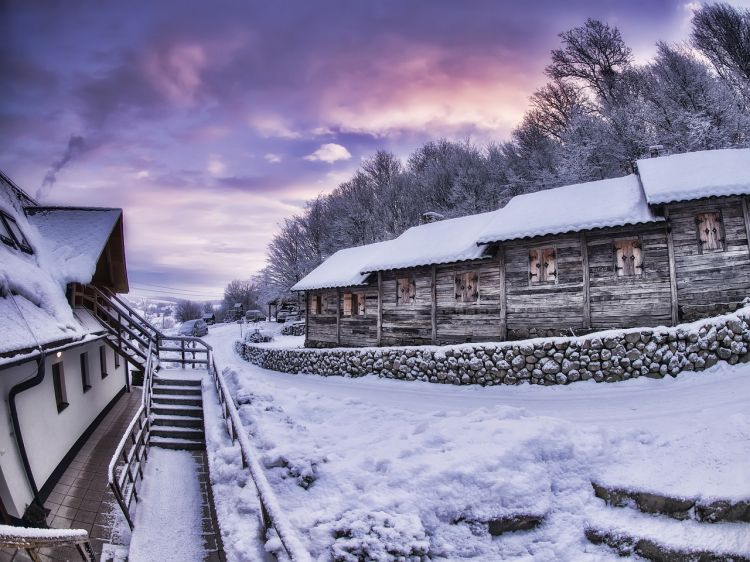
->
xmin=294 ymin=148 xmax=750 ymax=347
xmin=0 ymin=172 xmax=130 ymax=524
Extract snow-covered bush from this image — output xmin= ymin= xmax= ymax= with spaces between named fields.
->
xmin=264 ymin=453 xmax=322 ymax=489
xmin=329 ymin=509 xmax=430 ymax=562
xmin=244 ymin=329 xmax=273 ymax=344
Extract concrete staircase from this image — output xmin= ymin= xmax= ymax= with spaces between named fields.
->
xmin=586 ymin=482 xmax=750 ymax=561
xmin=150 ymin=373 xmax=205 ymax=451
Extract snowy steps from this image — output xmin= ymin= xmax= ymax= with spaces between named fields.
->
xmin=150 ymin=374 xmax=205 ymax=451
xmin=586 ymin=482 xmax=750 ymax=561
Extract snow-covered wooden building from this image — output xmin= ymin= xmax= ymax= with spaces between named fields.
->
xmin=0 ymin=172 xmax=131 ymax=524
xmin=294 ymin=148 xmax=750 ymax=347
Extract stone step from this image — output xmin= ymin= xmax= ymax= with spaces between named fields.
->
xmin=152 ymin=384 xmax=202 ymax=396
xmin=152 ymin=414 xmax=204 ymax=428
xmin=150 ymin=436 xmax=205 ymax=451
xmin=151 ymin=394 xmax=202 ymax=407
xmin=593 ymin=482 xmax=750 ymax=524
xmin=151 ymin=426 xmax=204 ymax=440
xmin=585 ymin=505 xmax=750 ymax=562
xmin=153 ymin=377 xmax=202 ymax=387
xmin=151 ymin=404 xmax=204 ymax=418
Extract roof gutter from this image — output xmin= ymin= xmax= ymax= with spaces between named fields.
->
xmin=8 ymin=347 xmax=46 ymax=514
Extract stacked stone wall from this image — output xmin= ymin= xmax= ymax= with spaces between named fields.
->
xmin=234 ymin=306 xmax=750 ymax=386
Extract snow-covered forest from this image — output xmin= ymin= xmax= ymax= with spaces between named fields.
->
xmin=254 ymin=4 xmax=750 ymax=303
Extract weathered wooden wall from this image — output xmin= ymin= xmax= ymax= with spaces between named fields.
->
xmin=303 ymin=196 xmax=750 ymax=347
xmin=587 ymin=225 xmax=673 ymax=329
xmin=667 ymin=196 xmax=750 ymax=320
xmin=380 ymin=267 xmax=433 ymax=345
xmin=434 ymin=261 xmax=504 ymax=344
xmin=306 ymin=289 xmax=338 ymax=346
xmin=504 ymin=234 xmax=585 ymax=339
xmin=339 ymin=285 xmax=379 ymax=346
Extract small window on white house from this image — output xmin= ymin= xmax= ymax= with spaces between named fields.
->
xmin=614 ymin=240 xmax=643 ymax=277
xmin=0 ymin=211 xmax=33 ymax=253
xmin=529 ymin=248 xmax=557 ymax=284
xmin=52 ymin=362 xmax=68 ymax=412
xmin=454 ymin=271 xmax=480 ymax=303
xmin=81 ymin=352 xmax=91 ymax=392
xmin=114 ymin=349 xmax=121 ymax=369
xmin=396 ymin=278 xmax=416 ymax=306
xmin=100 ymin=345 xmax=109 ymax=378
xmin=696 ymin=212 xmax=724 ymax=253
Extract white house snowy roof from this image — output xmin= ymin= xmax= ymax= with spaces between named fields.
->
xmin=26 ymin=207 xmax=123 ymax=286
xmin=291 ymin=240 xmax=394 ymax=291
xmin=361 ymin=212 xmax=495 ymax=273
xmin=476 ymin=174 xmax=660 ymax=244
xmin=637 ymin=148 xmax=750 ymax=204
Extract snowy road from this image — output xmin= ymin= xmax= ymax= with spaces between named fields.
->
xmin=204 ymin=323 xmax=750 ymax=561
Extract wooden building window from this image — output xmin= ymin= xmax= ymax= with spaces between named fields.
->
xmin=0 ymin=211 xmax=33 ymax=254
xmin=343 ymin=293 xmax=357 ymax=316
xmin=52 ymin=362 xmax=68 ymax=412
xmin=100 ymin=345 xmax=109 ymax=378
xmin=396 ymin=278 xmax=416 ymax=306
xmin=696 ymin=212 xmax=724 ymax=253
xmin=81 ymin=352 xmax=91 ymax=392
xmin=455 ymin=271 xmax=480 ymax=303
xmin=310 ymin=294 xmax=323 ymax=315
xmin=529 ymin=248 xmax=557 ymax=285
xmin=614 ymin=239 xmax=643 ymax=277
xmin=114 ymin=350 xmax=121 ymax=369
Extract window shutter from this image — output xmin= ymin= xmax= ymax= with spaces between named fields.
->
xmin=614 ymin=240 xmax=643 ymax=277
xmin=632 ymin=241 xmax=643 ymax=274
xmin=696 ymin=212 xmax=723 ymax=252
xmin=408 ymin=279 xmax=416 ymax=303
xmin=529 ymin=250 xmax=541 ymax=282
xmin=397 ymin=278 xmax=415 ymax=306
xmin=343 ymin=293 xmax=352 ymax=316
xmin=541 ymin=248 xmax=557 ymax=281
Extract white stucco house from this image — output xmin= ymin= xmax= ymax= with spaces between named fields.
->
xmin=0 ymin=171 xmax=131 ymax=524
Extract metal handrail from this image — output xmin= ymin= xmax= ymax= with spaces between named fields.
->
xmin=107 ymin=342 xmax=156 ymax=529
xmin=207 ymin=356 xmax=311 ymax=562
xmin=0 ymin=524 xmax=95 ymax=561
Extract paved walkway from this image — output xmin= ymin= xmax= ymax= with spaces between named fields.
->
xmin=0 ymin=388 xmax=141 ymax=562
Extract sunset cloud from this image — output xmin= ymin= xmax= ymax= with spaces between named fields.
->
xmin=304 ymin=143 xmax=352 ymax=164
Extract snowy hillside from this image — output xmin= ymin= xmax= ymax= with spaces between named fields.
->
xmin=204 ymin=324 xmax=750 ymax=561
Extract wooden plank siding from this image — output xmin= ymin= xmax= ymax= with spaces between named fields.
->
xmin=504 ymin=234 xmax=585 ymax=338
xmin=434 ymin=260 xmax=504 ymax=344
xmin=587 ymin=225 xmax=672 ymax=329
xmin=380 ymin=267 xmax=434 ymax=345
xmin=666 ymin=196 xmax=750 ymax=320
xmin=302 ymin=196 xmax=750 ymax=347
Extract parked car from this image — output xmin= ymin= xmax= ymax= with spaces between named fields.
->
xmin=178 ymin=319 xmax=209 ymax=337
xmin=245 ymin=309 xmax=266 ymax=323
xmin=276 ymin=308 xmax=298 ymax=323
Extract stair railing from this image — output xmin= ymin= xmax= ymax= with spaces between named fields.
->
xmin=0 ymin=524 xmax=95 ymax=561
xmin=107 ymin=341 xmax=156 ymax=530
xmin=206 ymin=355 xmax=311 ymax=562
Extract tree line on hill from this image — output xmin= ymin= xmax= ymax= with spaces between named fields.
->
xmin=223 ymin=4 xmax=750 ymax=312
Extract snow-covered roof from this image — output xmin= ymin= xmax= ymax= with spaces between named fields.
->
xmin=291 ymin=240 xmax=394 ymax=291
xmin=477 ymin=174 xmax=660 ymax=244
xmin=0 ymin=179 xmax=122 ymax=358
xmin=26 ymin=207 xmax=122 ymax=286
xmin=637 ymin=148 xmax=750 ymax=204
xmin=361 ymin=212 xmax=494 ymax=273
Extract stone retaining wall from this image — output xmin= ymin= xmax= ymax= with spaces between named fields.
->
xmin=234 ymin=305 xmax=750 ymax=386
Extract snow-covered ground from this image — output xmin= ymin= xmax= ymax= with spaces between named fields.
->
xmin=204 ymin=323 xmax=750 ymax=561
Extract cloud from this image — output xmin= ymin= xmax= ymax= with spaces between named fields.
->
xmin=264 ymin=153 xmax=282 ymax=163
xmin=304 ymin=143 xmax=352 ymax=163
xmin=208 ymin=154 xmax=226 ymax=176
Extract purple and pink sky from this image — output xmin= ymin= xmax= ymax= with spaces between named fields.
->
xmin=0 ymin=1 xmax=732 ymax=299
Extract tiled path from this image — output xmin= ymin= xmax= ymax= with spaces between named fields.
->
xmin=0 ymin=388 xmax=141 ymax=562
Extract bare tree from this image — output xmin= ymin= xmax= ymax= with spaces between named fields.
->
xmin=528 ymin=80 xmax=591 ymax=139
xmin=691 ymin=3 xmax=750 ymax=103
xmin=546 ymin=19 xmax=633 ymax=103
xmin=175 ymin=300 xmax=202 ymax=322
